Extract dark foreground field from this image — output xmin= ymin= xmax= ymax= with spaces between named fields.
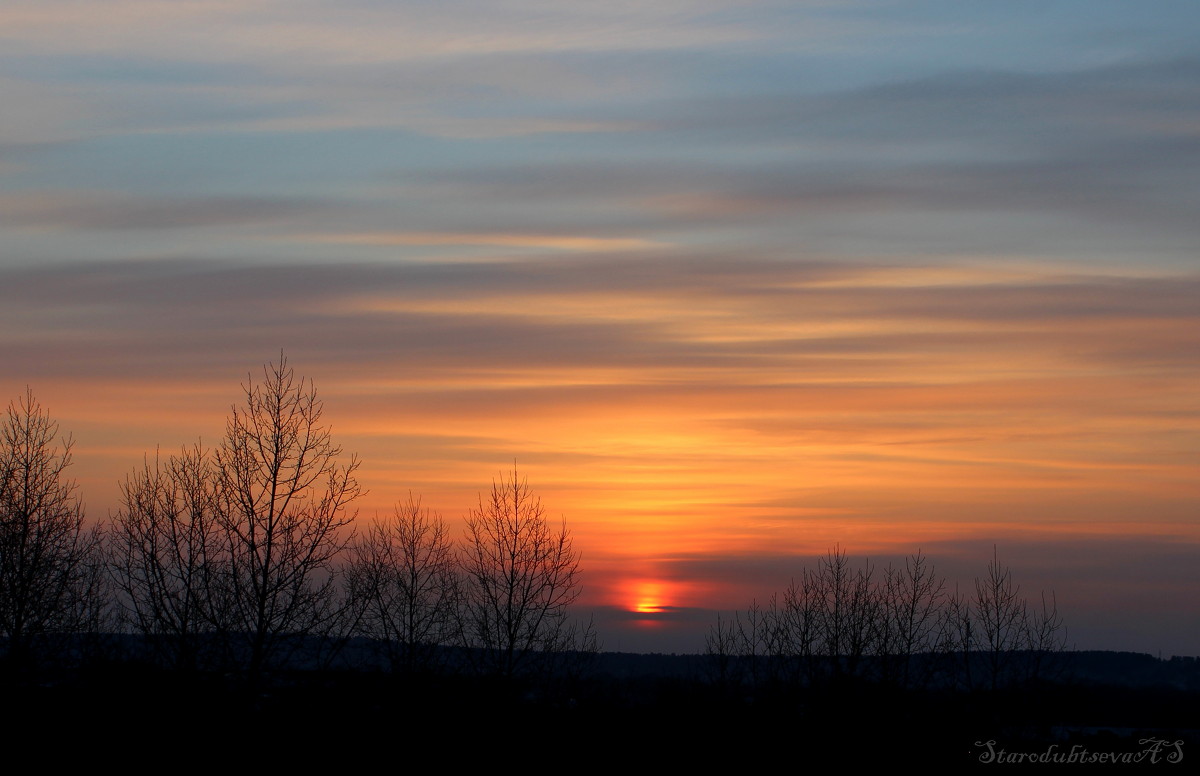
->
xmin=5 ymin=648 xmax=1197 ymax=769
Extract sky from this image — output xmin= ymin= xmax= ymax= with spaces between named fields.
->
xmin=1 ymin=0 xmax=1197 ymax=655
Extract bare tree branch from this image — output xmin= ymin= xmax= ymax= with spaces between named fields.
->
xmin=0 ymin=390 xmax=103 ymax=671
xmin=459 ymin=466 xmax=588 ymax=679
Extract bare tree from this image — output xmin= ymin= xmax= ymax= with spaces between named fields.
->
xmin=778 ymin=574 xmax=822 ymax=685
xmin=707 ymin=597 xmax=775 ymax=689
xmin=0 ymin=390 xmax=103 ymax=670
xmin=1022 ymin=589 xmax=1069 ymax=684
xmin=810 ymin=546 xmax=877 ymax=681
xmin=212 ymin=354 xmax=363 ymax=682
xmin=936 ymin=582 xmax=976 ymax=690
xmin=459 ymin=467 xmax=589 ymax=678
xmin=878 ymin=551 xmax=945 ymax=687
xmin=971 ymin=547 xmax=1073 ymax=690
xmin=704 ymin=611 xmax=742 ymax=687
xmin=973 ymin=547 xmax=1031 ymax=691
xmin=710 ymin=551 xmax=891 ymax=690
xmin=109 ymin=444 xmax=225 ymax=671
xmin=345 ymin=493 xmax=460 ymax=674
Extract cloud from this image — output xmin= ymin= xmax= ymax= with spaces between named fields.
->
xmin=0 ymin=0 xmax=772 ymax=141
xmin=0 ymin=192 xmax=334 ymax=231
xmin=0 ymin=75 xmax=95 ymax=144
xmin=0 ymin=1 xmax=792 ymax=64
xmin=300 ymin=230 xmax=663 ymax=252
xmin=2 ymin=257 xmax=1195 ymax=378
xmin=647 ymin=56 xmax=1200 ymax=147
xmin=368 ymin=54 xmax=1200 ymax=244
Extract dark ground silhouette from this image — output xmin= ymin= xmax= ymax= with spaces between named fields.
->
xmin=3 ymin=641 xmax=1196 ymax=769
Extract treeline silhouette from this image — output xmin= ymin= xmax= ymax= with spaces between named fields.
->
xmin=706 ymin=547 xmax=1068 ymax=693
xmin=0 ymin=355 xmax=593 ymax=687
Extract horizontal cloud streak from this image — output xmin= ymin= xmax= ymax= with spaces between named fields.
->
xmin=2 ymin=258 xmax=1193 ymax=569
xmin=0 ymin=192 xmax=333 ymax=230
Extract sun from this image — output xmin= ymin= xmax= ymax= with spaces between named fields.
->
xmin=630 ymin=581 xmax=669 ymax=615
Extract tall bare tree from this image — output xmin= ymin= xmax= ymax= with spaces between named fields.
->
xmin=970 ymin=547 xmax=1069 ymax=690
xmin=213 ymin=354 xmax=362 ymax=682
xmin=0 ymin=390 xmax=102 ymax=670
xmin=345 ymin=493 xmax=460 ymax=674
xmin=110 ymin=444 xmax=225 ymax=671
xmin=878 ymin=551 xmax=945 ymax=687
xmin=459 ymin=467 xmax=588 ymax=678
xmin=811 ymin=546 xmax=877 ymax=680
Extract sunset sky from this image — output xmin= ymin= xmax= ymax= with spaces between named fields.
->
xmin=2 ymin=1 xmax=1197 ymax=655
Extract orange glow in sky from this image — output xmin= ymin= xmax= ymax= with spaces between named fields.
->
xmin=4 ymin=257 xmax=1195 ymax=657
